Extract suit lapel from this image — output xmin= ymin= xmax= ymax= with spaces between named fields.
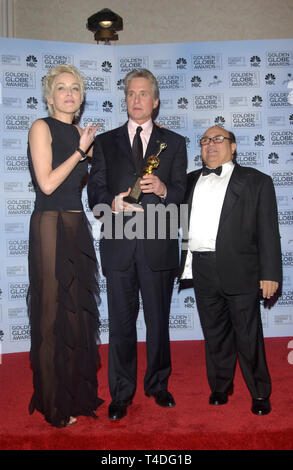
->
xmin=218 ymin=163 xmax=246 ymax=226
xmin=116 ymin=123 xmax=133 ymax=165
xmin=186 ymin=170 xmax=201 ymax=227
xmin=145 ymin=125 xmax=165 ymax=160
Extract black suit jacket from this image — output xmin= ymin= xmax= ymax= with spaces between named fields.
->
xmin=88 ymin=122 xmax=187 ymax=271
xmin=179 ymin=163 xmax=282 ymax=294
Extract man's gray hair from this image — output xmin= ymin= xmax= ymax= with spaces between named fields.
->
xmin=124 ymin=69 xmax=159 ymax=101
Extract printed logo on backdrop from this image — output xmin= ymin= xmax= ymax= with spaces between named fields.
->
xmin=101 ymin=61 xmax=112 ymax=72
xmin=4 ymin=222 xmax=25 ymax=234
xmin=81 ymin=116 xmax=112 ymax=133
xmin=8 ymin=282 xmax=28 ymax=301
xmin=152 ymin=58 xmax=172 ymax=70
xmin=5 ymin=199 xmax=34 ymax=216
xmin=191 ymin=76 xmax=202 ymax=88
xmin=177 ymin=97 xmax=188 ymax=109
xmin=26 ymin=97 xmax=38 ymax=109
xmin=3 ymin=71 xmax=36 ymax=88
xmin=231 ymin=112 xmax=261 ymax=128
xmin=252 ymin=95 xmax=263 ymax=107
xmin=254 ymin=134 xmax=265 ymax=146
xmin=156 ymin=115 xmax=187 ymax=130
xmin=84 ymin=75 xmax=111 ymax=92
xmin=2 ymin=97 xmax=22 ymax=108
xmin=230 ymin=96 xmax=249 ymax=107
xmin=119 ymin=97 xmax=127 ymax=114
xmin=1 ymin=54 xmax=21 ymax=65
xmin=282 ymin=252 xmax=293 ymax=266
xmin=272 ymin=171 xmax=293 ymax=186
xmin=267 ymin=115 xmax=286 ymax=127
xmin=267 ymin=51 xmax=293 ymax=67
xmin=229 ymin=71 xmax=260 ymax=88
xmin=102 ymin=101 xmax=113 ymax=113
xmin=191 ymin=54 xmax=222 ymax=70
xmin=237 ymin=150 xmax=264 ymax=167
xmin=9 ymin=324 xmax=30 ymax=342
xmin=193 ymin=94 xmax=224 ymax=110
xmin=117 ymin=79 xmax=125 ymax=91
xmin=193 ymin=154 xmax=203 ymax=167
xmin=268 ymin=92 xmax=291 ymax=107
xmin=208 ymin=75 xmax=222 ymax=87
xmin=79 ymin=59 xmax=98 ymax=71
xmin=228 ymin=56 xmax=246 ymax=67
xmin=3 ymin=114 xmax=35 ymax=131
xmin=169 ymin=313 xmax=194 ymax=330
xmin=176 ymin=58 xmax=187 ymax=69
xmin=277 ymin=195 xmax=290 ymax=207
xmin=193 ymin=118 xmax=211 ymax=129
xmin=84 ymin=100 xmax=99 ymax=112
xmin=118 ymin=56 xmax=149 ymax=74
xmin=250 ymin=56 xmax=261 ymax=67
xmin=268 ymin=152 xmax=279 ymax=164
xmin=279 ymin=283 xmax=293 ymax=310
xmin=6 ymin=239 xmax=29 ymax=257
xmin=184 ymin=296 xmax=195 ymax=309
xmin=26 ymin=55 xmax=38 ymax=67
xmin=184 ymin=136 xmax=191 ymax=148
xmin=214 ymin=116 xmax=225 ymax=127
xmin=286 ymin=152 xmax=293 ymax=164
xmin=265 ymin=73 xmax=276 ymax=85
xmin=6 ymin=266 xmax=26 ymax=277
xmin=270 ymin=130 xmax=293 ymax=146
xmin=8 ymin=307 xmax=27 ymax=322
xmin=278 ymin=210 xmax=293 ymax=225
xmin=4 ymin=181 xmax=31 ymax=193
xmin=42 ymin=53 xmax=73 ymax=69
xmin=4 ymin=155 xmax=29 ymax=173
xmin=157 ymin=74 xmax=186 ymax=90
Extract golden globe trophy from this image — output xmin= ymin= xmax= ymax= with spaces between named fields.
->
xmin=124 ymin=142 xmax=167 ymax=204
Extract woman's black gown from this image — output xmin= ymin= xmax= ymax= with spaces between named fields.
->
xmin=27 ymin=117 xmax=103 ymax=427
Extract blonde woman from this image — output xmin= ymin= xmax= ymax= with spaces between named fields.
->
xmin=27 ymin=65 xmax=103 ymax=428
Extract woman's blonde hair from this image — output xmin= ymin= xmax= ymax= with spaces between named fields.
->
xmin=43 ymin=64 xmax=85 ymax=118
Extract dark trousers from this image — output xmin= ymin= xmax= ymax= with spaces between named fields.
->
xmin=192 ymin=251 xmax=271 ymax=399
xmin=105 ymin=240 xmax=174 ymax=402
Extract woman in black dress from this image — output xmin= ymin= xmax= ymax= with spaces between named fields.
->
xmin=27 ymin=64 xmax=103 ymax=427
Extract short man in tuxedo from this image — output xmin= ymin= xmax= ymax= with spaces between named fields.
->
xmin=179 ymin=126 xmax=282 ymax=415
xmin=88 ymin=69 xmax=187 ymax=420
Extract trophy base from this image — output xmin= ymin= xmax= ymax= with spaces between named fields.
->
xmin=124 ymin=177 xmax=142 ymax=204
xmin=123 ymin=194 xmax=141 ymax=204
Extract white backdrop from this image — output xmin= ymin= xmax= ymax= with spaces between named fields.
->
xmin=0 ymin=37 xmax=293 ymax=354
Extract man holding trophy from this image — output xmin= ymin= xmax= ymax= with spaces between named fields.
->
xmin=88 ymin=69 xmax=187 ymax=421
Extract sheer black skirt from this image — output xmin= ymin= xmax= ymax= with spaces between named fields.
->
xmin=27 ymin=210 xmax=103 ymax=427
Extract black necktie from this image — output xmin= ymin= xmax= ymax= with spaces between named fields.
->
xmin=202 ymin=165 xmax=222 ymax=176
xmin=132 ymin=126 xmax=143 ymax=175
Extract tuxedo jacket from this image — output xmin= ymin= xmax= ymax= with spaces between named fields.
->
xmin=179 ymin=163 xmax=282 ymax=294
xmin=87 ymin=122 xmax=187 ymax=272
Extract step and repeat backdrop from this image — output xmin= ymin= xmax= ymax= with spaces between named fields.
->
xmin=0 ymin=37 xmax=293 ymax=354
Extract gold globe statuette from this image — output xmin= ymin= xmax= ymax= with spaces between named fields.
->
xmin=124 ymin=142 xmax=167 ymax=204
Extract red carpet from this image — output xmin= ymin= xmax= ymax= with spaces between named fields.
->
xmin=0 ymin=338 xmax=292 ymax=451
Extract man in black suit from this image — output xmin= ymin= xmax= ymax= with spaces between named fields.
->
xmin=88 ymin=69 xmax=187 ymax=420
xmin=179 ymin=125 xmax=282 ymax=415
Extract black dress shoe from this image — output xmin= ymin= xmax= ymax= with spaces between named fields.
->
xmin=209 ymin=392 xmax=229 ymax=405
xmin=146 ymin=390 xmax=175 ymax=408
xmin=251 ymin=397 xmax=271 ymax=415
xmin=108 ymin=400 xmax=132 ymax=421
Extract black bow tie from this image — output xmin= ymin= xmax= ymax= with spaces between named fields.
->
xmin=202 ymin=165 xmax=222 ymax=176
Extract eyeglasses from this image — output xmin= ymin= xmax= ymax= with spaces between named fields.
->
xmin=200 ymin=135 xmax=232 ymax=146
